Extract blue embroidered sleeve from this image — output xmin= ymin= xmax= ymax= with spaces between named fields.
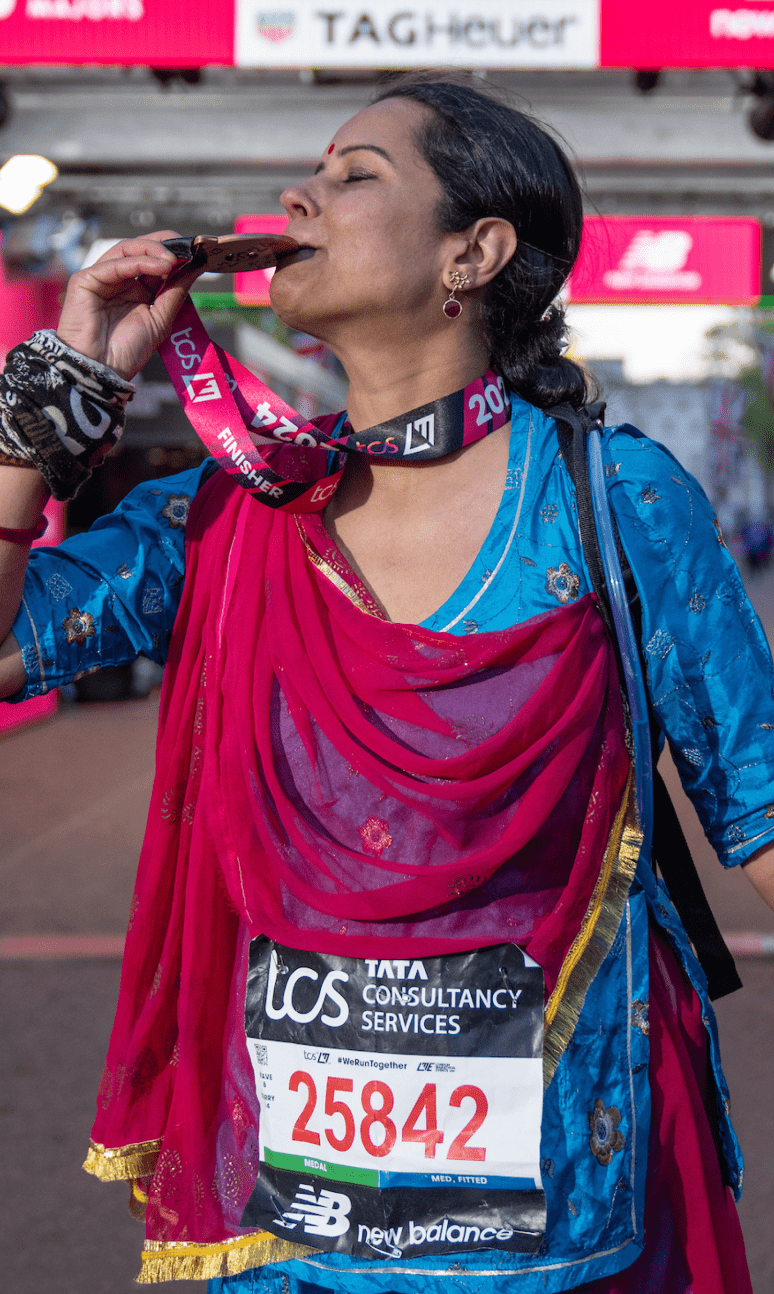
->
xmin=604 ymin=426 xmax=774 ymax=867
xmin=8 ymin=460 xmax=218 ymax=702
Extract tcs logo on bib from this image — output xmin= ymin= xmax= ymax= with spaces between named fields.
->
xmin=265 ymin=948 xmax=350 ymax=1027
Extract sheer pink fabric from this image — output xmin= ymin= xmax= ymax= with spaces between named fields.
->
xmin=580 ymin=930 xmax=752 ymax=1294
xmin=91 ymin=471 xmax=630 ymax=1248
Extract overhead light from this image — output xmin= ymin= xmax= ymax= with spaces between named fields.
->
xmin=0 ymin=154 xmax=58 ymax=214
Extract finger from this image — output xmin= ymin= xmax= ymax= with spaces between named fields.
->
xmin=114 ymin=233 xmax=182 ymax=261
xmin=153 ymin=258 xmax=208 ymax=301
xmin=148 ymin=274 xmax=206 ymax=335
xmin=80 ymin=253 xmax=179 ymax=293
xmin=135 ymin=273 xmax=169 ymax=298
xmin=93 ymin=238 xmax=179 ymax=271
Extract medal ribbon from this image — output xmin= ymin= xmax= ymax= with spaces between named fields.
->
xmin=160 ymin=298 xmax=511 ymax=513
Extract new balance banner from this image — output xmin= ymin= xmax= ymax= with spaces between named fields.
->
xmin=568 ymin=216 xmax=761 ymax=305
xmin=599 ymin=0 xmax=774 ymax=69
xmin=241 ymin=939 xmax=546 ymax=1259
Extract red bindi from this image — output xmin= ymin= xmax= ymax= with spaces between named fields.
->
xmin=327 ymin=144 xmax=335 ymax=154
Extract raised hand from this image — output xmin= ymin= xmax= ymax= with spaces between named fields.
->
xmin=56 ymin=232 xmax=205 ymax=381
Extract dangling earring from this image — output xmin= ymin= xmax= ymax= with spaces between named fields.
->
xmin=442 ymin=271 xmax=470 ymax=318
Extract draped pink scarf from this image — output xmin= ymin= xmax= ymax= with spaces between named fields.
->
xmin=86 ymin=471 xmax=632 ymax=1272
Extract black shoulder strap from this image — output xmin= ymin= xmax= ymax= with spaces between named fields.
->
xmin=548 ymin=402 xmax=742 ymax=1001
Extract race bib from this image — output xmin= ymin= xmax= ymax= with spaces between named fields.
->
xmin=240 ymin=940 xmax=546 ymax=1260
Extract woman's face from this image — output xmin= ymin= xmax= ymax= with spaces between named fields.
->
xmin=270 ymin=98 xmax=457 ymax=346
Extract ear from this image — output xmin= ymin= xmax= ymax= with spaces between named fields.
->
xmin=445 ymin=218 xmax=517 ymax=291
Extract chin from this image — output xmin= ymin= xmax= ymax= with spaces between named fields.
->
xmin=273 ymin=306 xmax=329 ymax=344
xmin=270 ymin=278 xmax=315 ymax=331
xmin=270 ymin=287 xmax=336 ymax=344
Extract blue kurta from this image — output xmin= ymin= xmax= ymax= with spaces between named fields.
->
xmin=11 ymin=396 xmax=774 ymax=870
xmin=6 ymin=394 xmax=770 ymax=1291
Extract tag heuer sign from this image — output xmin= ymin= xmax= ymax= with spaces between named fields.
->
xmin=237 ymin=0 xmax=598 ymax=67
xmin=257 ymin=10 xmax=294 ymax=40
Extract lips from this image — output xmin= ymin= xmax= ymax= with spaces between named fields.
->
xmin=276 ymin=245 xmax=317 ymax=268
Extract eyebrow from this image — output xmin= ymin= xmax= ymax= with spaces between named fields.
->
xmin=314 ymin=143 xmax=394 ymax=174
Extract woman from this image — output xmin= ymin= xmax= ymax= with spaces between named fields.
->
xmin=1 ymin=74 xmax=772 ymax=1294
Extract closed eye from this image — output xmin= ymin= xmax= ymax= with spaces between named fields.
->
xmin=343 ymin=171 xmax=378 ymax=183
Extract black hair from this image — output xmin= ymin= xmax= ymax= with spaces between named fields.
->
xmin=374 ymin=72 xmax=592 ymax=410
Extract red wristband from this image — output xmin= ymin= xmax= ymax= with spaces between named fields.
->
xmin=0 ymin=516 xmax=48 ymax=545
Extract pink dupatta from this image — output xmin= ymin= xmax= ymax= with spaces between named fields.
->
xmin=85 ymin=471 xmax=637 ymax=1281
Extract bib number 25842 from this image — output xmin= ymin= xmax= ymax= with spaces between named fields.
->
xmin=241 ymin=939 xmax=546 ymax=1260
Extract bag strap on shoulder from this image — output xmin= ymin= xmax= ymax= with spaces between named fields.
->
xmin=548 ymin=402 xmax=742 ymax=1001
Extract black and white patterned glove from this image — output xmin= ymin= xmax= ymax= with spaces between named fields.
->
xmin=0 ymin=330 xmax=135 ymax=500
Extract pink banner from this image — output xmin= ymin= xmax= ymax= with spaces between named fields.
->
xmin=234 ymin=215 xmax=290 ymax=307
xmin=5 ymin=0 xmax=774 ymax=69
xmin=0 ymin=0 xmax=233 ymax=66
xmin=567 ymin=216 xmax=760 ymax=305
xmin=0 ymin=245 xmax=64 ymax=737
xmin=600 ymin=0 xmax=774 ymax=68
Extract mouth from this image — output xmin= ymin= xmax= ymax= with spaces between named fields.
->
xmin=276 ymin=244 xmax=317 ymax=267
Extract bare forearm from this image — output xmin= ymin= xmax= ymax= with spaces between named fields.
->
xmin=0 ymin=464 xmax=50 ymax=643
xmin=742 ymin=842 xmax=774 ymax=912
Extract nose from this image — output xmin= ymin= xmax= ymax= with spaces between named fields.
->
xmin=280 ymin=179 xmax=319 ymax=221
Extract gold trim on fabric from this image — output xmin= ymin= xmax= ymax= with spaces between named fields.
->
xmin=82 ymin=1137 xmax=162 ymax=1181
xmin=294 ymin=516 xmax=386 ymax=619
xmin=543 ymin=765 xmax=642 ymax=1089
xmin=128 ymin=1179 xmax=149 ymax=1222
xmin=137 ymin=1232 xmax=315 ymax=1283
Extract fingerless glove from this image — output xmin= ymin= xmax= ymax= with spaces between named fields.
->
xmin=0 ymin=330 xmax=135 ymax=500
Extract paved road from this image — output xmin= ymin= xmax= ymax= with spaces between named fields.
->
xmin=0 ymin=699 xmax=203 ymax=1293
xmin=1 ymin=553 xmax=774 ymax=1290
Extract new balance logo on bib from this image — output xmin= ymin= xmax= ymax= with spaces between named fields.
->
xmin=240 ymin=939 xmax=546 ymax=1259
xmin=274 ymin=1182 xmax=353 ymax=1237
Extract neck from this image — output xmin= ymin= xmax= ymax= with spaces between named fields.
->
xmin=327 ymin=321 xmax=491 ymax=432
